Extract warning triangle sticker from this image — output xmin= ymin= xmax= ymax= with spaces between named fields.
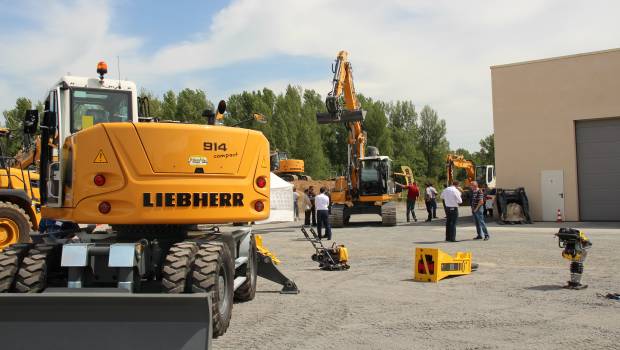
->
xmin=93 ymin=150 xmax=108 ymax=163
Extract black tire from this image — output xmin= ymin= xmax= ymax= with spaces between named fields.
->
xmin=0 ymin=201 xmax=32 ymax=250
xmin=162 ymin=242 xmax=198 ymax=293
xmin=191 ymin=242 xmax=234 ymax=338
xmin=0 ymin=248 xmax=20 ymax=292
xmin=330 ymin=204 xmax=345 ymax=228
xmin=234 ymin=235 xmax=257 ymax=302
xmin=14 ymin=248 xmax=50 ymax=293
xmin=381 ymin=202 xmax=397 ymax=226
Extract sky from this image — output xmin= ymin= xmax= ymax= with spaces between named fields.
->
xmin=0 ymin=0 xmax=619 ymax=151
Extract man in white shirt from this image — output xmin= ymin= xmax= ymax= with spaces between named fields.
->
xmin=441 ymin=181 xmax=463 ymax=242
xmin=424 ymin=183 xmax=438 ymax=222
xmin=315 ymin=187 xmax=332 ymax=240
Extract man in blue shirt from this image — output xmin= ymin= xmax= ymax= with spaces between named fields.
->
xmin=470 ymin=181 xmax=490 ymax=241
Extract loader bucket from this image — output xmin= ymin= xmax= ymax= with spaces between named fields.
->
xmin=316 ymin=109 xmax=366 ymax=124
xmin=0 ymin=291 xmax=212 ymax=350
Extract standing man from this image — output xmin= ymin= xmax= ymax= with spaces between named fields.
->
xmin=424 ymin=183 xmax=438 ymax=222
xmin=308 ymin=186 xmax=317 ymax=226
xmin=303 ymin=189 xmax=312 ymax=226
xmin=441 ymin=181 xmax=462 ymax=242
xmin=293 ymin=187 xmax=299 ymax=221
xmin=396 ymin=179 xmax=419 ymax=222
xmin=315 ymin=187 xmax=332 ymax=240
xmin=470 ymin=181 xmax=490 ymax=241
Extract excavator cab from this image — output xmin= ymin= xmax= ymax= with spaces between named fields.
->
xmin=359 ymin=157 xmax=394 ymax=196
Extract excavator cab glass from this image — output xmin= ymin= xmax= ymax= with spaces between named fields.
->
xmin=70 ymin=88 xmax=132 ymax=132
xmin=359 ymin=158 xmax=393 ymax=196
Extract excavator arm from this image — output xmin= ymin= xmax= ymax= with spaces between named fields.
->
xmin=317 ymin=51 xmax=367 ymax=194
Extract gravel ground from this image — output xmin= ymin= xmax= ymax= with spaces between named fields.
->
xmin=216 ymin=204 xmax=620 ymax=350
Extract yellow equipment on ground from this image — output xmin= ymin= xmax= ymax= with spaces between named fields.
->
xmin=414 ymin=247 xmax=474 ymax=282
xmin=316 ymin=51 xmax=397 ymax=227
xmin=0 ymin=124 xmax=42 ymax=250
xmin=0 ymin=62 xmax=298 ymax=350
xmin=556 ymin=227 xmax=592 ymax=290
xmin=301 ymin=227 xmax=349 ymax=270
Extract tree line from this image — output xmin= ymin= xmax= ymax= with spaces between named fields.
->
xmin=2 ymin=86 xmax=494 ymax=186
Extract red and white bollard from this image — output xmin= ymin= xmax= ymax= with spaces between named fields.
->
xmin=556 ymin=209 xmax=563 ymax=223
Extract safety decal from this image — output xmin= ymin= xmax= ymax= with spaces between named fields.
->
xmin=94 ymin=149 xmax=108 ymax=163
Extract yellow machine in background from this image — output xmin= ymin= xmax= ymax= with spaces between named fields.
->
xmin=317 ymin=51 xmax=397 ymax=226
xmin=0 ymin=125 xmax=41 ymax=250
xmin=414 ymin=247 xmax=474 ymax=282
xmin=270 ymin=150 xmax=310 ymax=181
xmin=446 ymin=154 xmax=496 ymax=205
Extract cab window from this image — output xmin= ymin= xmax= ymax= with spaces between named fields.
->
xmin=71 ymin=89 xmax=131 ymax=132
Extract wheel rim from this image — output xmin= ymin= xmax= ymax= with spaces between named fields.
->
xmin=0 ymin=218 xmax=19 ymax=248
xmin=217 ymin=273 xmax=229 ymax=315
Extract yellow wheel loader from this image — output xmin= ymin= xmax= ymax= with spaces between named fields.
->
xmin=0 ymin=122 xmax=42 ymax=250
xmin=0 ymin=63 xmax=297 ymax=350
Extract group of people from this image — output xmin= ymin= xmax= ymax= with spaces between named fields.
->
xmin=293 ymin=179 xmax=492 ymax=244
xmin=293 ymin=185 xmax=332 ymax=240
xmin=396 ymin=179 xmax=492 ymax=242
xmin=441 ymin=180 xmax=490 ymax=242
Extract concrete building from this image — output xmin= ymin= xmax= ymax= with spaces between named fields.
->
xmin=491 ymin=48 xmax=620 ymax=221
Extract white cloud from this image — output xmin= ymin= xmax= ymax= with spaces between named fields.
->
xmin=2 ymin=0 xmax=620 ymax=150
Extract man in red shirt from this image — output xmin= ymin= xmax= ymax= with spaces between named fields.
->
xmin=396 ymin=180 xmax=420 ymax=222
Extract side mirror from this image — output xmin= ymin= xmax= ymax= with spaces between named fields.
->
xmin=41 ymin=110 xmax=57 ymax=129
xmin=23 ymin=109 xmax=39 ymax=135
xmin=202 ymin=109 xmax=216 ymax=125
xmin=215 ymin=100 xmax=226 ymax=121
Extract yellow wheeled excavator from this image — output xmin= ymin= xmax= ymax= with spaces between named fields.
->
xmin=317 ymin=51 xmax=397 ymax=226
xmin=0 ymin=62 xmax=297 ymax=350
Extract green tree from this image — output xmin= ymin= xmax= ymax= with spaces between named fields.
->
xmin=477 ymin=134 xmax=494 ymax=165
xmin=175 ymin=89 xmax=213 ymax=123
xmin=417 ymin=105 xmax=449 ymax=178
xmin=2 ymin=97 xmax=33 ymax=156
xmin=139 ymin=89 xmax=162 ymax=118
xmin=386 ymin=100 xmax=425 ymax=177
xmin=160 ymin=90 xmax=177 ymax=119
xmin=296 ymin=89 xmax=329 ymax=178
xmin=358 ymin=95 xmax=393 ymax=157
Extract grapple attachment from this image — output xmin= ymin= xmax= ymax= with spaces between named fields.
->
xmin=316 ymin=109 xmax=366 ymax=124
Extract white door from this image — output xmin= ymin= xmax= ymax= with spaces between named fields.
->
xmin=541 ymin=170 xmax=564 ymax=221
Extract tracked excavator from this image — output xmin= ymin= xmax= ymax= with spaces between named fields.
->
xmin=270 ymin=150 xmax=310 ymax=181
xmin=317 ymin=51 xmax=397 ymax=227
xmin=0 ymin=62 xmax=297 ymax=350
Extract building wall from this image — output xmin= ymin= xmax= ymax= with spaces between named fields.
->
xmin=491 ymin=49 xmax=620 ymax=221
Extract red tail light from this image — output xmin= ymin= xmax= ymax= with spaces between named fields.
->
xmin=94 ymin=174 xmax=106 ymax=186
xmin=256 ymin=176 xmax=267 ymax=188
xmin=254 ymin=201 xmax=265 ymax=212
xmin=98 ymin=201 xmax=111 ymax=214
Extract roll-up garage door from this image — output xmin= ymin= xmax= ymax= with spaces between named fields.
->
xmin=575 ymin=118 xmax=620 ymax=221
